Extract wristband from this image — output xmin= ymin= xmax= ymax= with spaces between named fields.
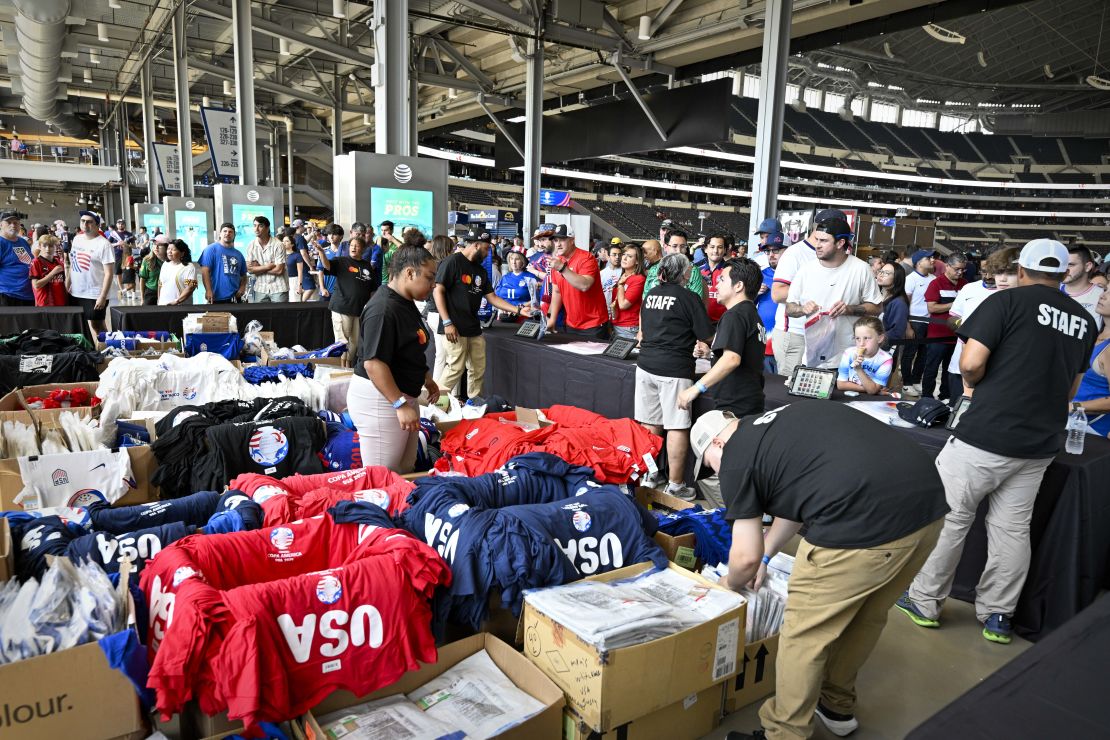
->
xmin=558 ymin=262 xmax=568 ymax=273
xmin=391 ymin=397 xmax=407 ymax=410
xmin=761 ymin=555 xmax=771 ymax=565
xmin=442 ymin=319 xmax=454 ymax=327
xmin=696 ymin=381 xmax=709 ymax=394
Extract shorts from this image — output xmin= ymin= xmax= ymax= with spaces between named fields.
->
xmin=634 ymin=367 xmax=693 ymax=430
xmin=74 ymin=296 xmax=107 ymax=321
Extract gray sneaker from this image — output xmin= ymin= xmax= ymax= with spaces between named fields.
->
xmin=665 ymin=484 xmax=697 ymax=502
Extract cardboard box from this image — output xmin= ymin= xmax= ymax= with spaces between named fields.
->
xmin=723 ymin=634 xmax=780 ymax=714
xmin=0 ymin=517 xmax=12 ymax=582
xmin=522 ymin=562 xmax=745 ymax=733
xmin=635 ymin=487 xmax=699 ymax=570
xmin=0 ymin=382 xmax=101 ymax=428
xmin=258 ymin=331 xmax=344 ymax=369
xmin=563 ymin=684 xmax=723 ymax=740
xmin=96 ymin=339 xmax=180 ymax=354
xmin=196 ymin=312 xmax=234 ymax=332
xmin=301 ymin=633 xmax=565 ymax=739
xmin=434 ymin=406 xmax=553 ymax=436
xmin=0 ymin=445 xmax=160 ymax=512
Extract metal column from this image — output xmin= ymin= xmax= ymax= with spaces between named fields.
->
xmin=269 ymin=129 xmax=278 ymax=184
xmin=332 ymin=75 xmax=345 ymax=157
xmin=118 ymin=106 xmax=132 ymax=223
xmin=285 ymin=120 xmax=295 ymax=223
xmin=140 ymin=61 xmax=158 ymax=203
xmin=172 ymin=2 xmax=194 ymax=196
xmin=409 ymin=77 xmax=419 ymax=157
xmin=371 ymin=0 xmax=410 ymax=155
xmin=522 ymin=37 xmax=544 ymax=237
xmin=748 ymin=0 xmax=792 ymax=236
xmin=232 ymin=0 xmax=258 ymax=185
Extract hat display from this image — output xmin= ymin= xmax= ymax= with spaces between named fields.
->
xmin=754 ymin=217 xmax=783 ymax=235
xmin=553 ymin=224 xmax=574 ymax=238
xmin=463 ymin=225 xmax=491 ymax=243
xmin=1015 ymin=238 xmax=1069 ymax=273
xmin=689 ymin=409 xmax=738 ymax=480
xmin=911 ymin=249 xmax=937 ymax=266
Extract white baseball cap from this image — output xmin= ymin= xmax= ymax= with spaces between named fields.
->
xmin=689 ymin=409 xmax=738 ymax=480
xmin=1015 ymin=239 xmax=1069 ymax=273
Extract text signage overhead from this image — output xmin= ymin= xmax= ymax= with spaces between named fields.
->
xmin=200 ymin=107 xmax=240 ymax=180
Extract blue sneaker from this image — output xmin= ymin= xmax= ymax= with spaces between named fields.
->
xmin=895 ymin=592 xmax=940 ymax=628
xmin=982 ymin=614 xmax=1013 ymax=644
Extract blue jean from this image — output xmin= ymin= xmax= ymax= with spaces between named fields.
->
xmin=613 ymin=325 xmax=638 ymax=340
xmin=763 ymin=355 xmax=778 ymax=375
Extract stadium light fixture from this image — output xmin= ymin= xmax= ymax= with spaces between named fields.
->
xmin=89 ymin=49 xmax=101 ymax=65
xmin=922 ymin=23 xmax=966 ymax=44
xmin=332 ymin=0 xmax=346 ymax=19
xmin=1086 ymin=75 xmax=1110 ymax=90
xmin=279 ymin=38 xmax=291 ymax=56
xmin=638 ymin=16 xmax=652 ymax=40
xmin=97 ymin=23 xmax=109 ymax=42
xmin=109 ymin=0 xmax=121 ymax=8
xmin=223 ymin=80 xmax=233 ymax=96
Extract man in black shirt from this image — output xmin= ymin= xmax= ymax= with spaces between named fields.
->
xmin=432 ymin=225 xmax=533 ymax=402
xmin=899 ymin=239 xmax=1095 ymax=645
xmin=677 ymin=257 xmax=766 ymax=417
xmin=635 ymin=253 xmax=713 ymax=500
xmin=301 ymin=235 xmax=375 ymax=367
xmin=690 ymin=401 xmax=947 ymax=740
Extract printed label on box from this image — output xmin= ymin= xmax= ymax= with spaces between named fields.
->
xmin=714 ymin=617 xmax=740 ymax=681
xmin=675 ymin=546 xmax=697 ymax=569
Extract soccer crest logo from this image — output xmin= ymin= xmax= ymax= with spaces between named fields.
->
xmin=52 ymin=469 xmax=69 ymax=486
xmin=250 ymin=425 xmax=290 ymax=466
xmin=572 ymin=510 xmax=592 ymax=532
xmin=67 ymin=489 xmax=106 ymax=507
xmin=270 ymin=527 xmax=295 ymax=551
xmin=316 ymin=574 xmax=343 ymax=604
xmin=353 ymin=489 xmax=391 ymax=510
xmin=253 ymin=485 xmax=287 ymax=503
xmin=13 ymin=246 xmax=30 ymax=265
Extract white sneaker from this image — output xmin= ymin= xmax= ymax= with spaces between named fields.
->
xmin=815 ymin=704 xmax=859 ymax=737
xmin=664 ymin=483 xmax=697 ymax=502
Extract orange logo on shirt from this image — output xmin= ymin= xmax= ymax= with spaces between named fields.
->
xmin=461 ymin=274 xmax=472 ymax=285
xmin=416 ymin=328 xmax=427 ymax=345
xmin=348 ymin=265 xmax=358 ymax=273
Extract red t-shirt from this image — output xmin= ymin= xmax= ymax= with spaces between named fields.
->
xmin=924 ymin=274 xmax=967 ymax=339
xmin=701 ymin=262 xmax=727 ymax=322
xmin=29 ymin=255 xmax=67 ymax=306
xmin=612 ymin=273 xmax=646 ymax=327
xmin=551 ymin=247 xmax=610 ymax=329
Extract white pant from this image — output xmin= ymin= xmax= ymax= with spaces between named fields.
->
xmin=772 ymin=328 xmax=806 ymax=378
xmin=346 ymin=374 xmax=418 ymax=473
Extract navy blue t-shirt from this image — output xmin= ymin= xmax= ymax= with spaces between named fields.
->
xmin=67 ymin=522 xmax=194 ymax=574
xmin=87 ymin=491 xmax=220 ymax=533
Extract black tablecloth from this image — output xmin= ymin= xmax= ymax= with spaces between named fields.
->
xmin=0 ymin=307 xmax=87 ymax=338
xmin=482 ymin=325 xmax=1110 ymax=641
xmin=110 ymin=302 xmax=334 ymax=349
xmin=907 ymin=592 xmax=1110 ymax=738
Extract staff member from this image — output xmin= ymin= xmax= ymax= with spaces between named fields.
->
xmin=434 ymin=226 xmax=533 ymax=402
xmin=546 ymin=224 xmax=611 ymax=339
xmin=691 ymin=401 xmax=947 ymax=740
xmin=305 ymin=235 xmax=376 ymax=367
xmin=347 ymin=247 xmax=441 ymax=472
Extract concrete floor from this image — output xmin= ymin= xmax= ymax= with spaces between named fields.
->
xmin=708 ymin=598 xmax=1030 ymax=739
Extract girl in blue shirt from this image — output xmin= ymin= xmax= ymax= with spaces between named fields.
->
xmin=837 ymin=316 xmax=894 ymax=394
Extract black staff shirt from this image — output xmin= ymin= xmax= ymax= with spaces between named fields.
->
xmin=718 ymin=401 xmax=948 ymax=549
xmin=952 ymin=284 xmax=1095 ymax=458
xmin=325 ymin=256 xmax=376 ymax=317
xmin=435 ymin=252 xmax=491 ymax=338
xmin=355 ymin=287 xmax=432 ymax=397
xmin=710 ymin=301 xmax=766 ymax=417
xmin=637 ymin=282 xmax=714 ymax=379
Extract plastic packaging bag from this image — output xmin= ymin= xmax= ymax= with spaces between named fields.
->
xmin=804 ymin=312 xmax=839 ymax=367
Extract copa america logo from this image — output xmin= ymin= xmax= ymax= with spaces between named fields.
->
xmin=316 ymin=574 xmax=343 ymax=604
xmin=393 ymin=164 xmax=413 ymax=184
xmin=253 ymin=485 xmax=287 ymax=503
xmin=185 ymin=200 xmax=195 ymax=209
xmin=270 ymin=527 xmax=295 ymax=551
xmin=247 ymin=189 xmax=260 ymax=203
xmin=172 ymin=566 xmax=198 ymax=587
xmin=353 ymin=489 xmax=391 ymax=510
xmin=448 ymin=503 xmax=470 ymax=518
xmin=572 ymin=510 xmax=592 ymax=532
xmin=67 ymin=489 xmax=107 ymax=507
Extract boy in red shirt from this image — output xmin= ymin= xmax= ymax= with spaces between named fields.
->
xmin=29 ymin=234 xmax=69 ymax=306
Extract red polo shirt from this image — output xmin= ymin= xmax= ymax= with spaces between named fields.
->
xmin=551 ymin=246 xmax=609 ymax=330
xmin=701 ymin=261 xmax=727 ymax=322
xmin=924 ymin=273 xmax=967 ymax=339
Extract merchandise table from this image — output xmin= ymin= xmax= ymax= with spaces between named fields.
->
xmin=482 ymin=325 xmax=1110 ymax=641
xmin=907 ymin=592 xmax=1110 ymax=738
xmin=110 ymin=302 xmax=334 ymax=349
xmin=0 ymin=306 xmax=87 ymax=338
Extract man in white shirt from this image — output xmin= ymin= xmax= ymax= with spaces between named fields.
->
xmin=786 ymin=218 xmax=882 ymax=368
xmin=67 ymin=210 xmax=116 ymax=336
xmin=1063 ymin=245 xmax=1104 ymax=330
xmin=771 ymin=209 xmax=846 ymax=377
xmin=599 ymin=239 xmax=623 ymax=318
xmin=901 ymin=249 xmax=937 ymax=396
xmin=245 ymin=215 xmax=287 ymax=302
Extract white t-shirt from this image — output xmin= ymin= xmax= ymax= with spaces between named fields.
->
xmin=772 ymin=239 xmax=818 ymax=335
xmin=1063 ymin=283 xmax=1104 ymax=330
xmin=947 ymin=280 xmax=998 ymax=374
xmin=788 ymin=255 xmax=883 ymax=364
xmin=600 ymin=265 xmax=622 ymax=315
xmin=16 ymin=448 xmax=134 ymax=510
xmin=158 ymin=261 xmax=198 ymax=305
xmin=905 ymin=270 xmax=935 ymax=320
xmin=68 ymin=233 xmax=115 ymax=299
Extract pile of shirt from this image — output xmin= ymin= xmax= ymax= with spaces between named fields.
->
xmin=150 ymin=398 xmax=326 ymax=498
xmin=0 ymin=337 xmax=100 ymax=395
xmin=434 ymin=405 xmax=663 ymax=483
xmin=229 ymin=465 xmax=415 ymax=526
xmin=141 ymin=505 xmax=451 ymax=732
xmin=4 ymin=489 xmax=264 ymax=581
xmin=397 ymin=452 xmax=669 ymax=629
xmin=653 ymin=505 xmax=733 ymax=567
xmin=98 ymin=330 xmax=176 ymax=352
xmin=0 ymin=329 xmax=91 ymax=354
xmin=242 ymin=364 xmax=314 ymax=385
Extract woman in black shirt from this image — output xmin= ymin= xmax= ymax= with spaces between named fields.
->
xmin=346 ymin=246 xmax=441 ymax=472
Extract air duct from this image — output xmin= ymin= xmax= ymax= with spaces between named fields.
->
xmin=11 ymin=0 xmax=89 ymax=138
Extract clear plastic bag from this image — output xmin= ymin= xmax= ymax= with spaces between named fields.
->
xmin=804 ymin=313 xmax=839 ymax=367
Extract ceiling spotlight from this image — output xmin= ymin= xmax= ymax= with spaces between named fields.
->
xmin=50 ymin=200 xmax=57 ymax=209
xmin=35 ymin=193 xmax=43 ymax=204
xmin=332 ymin=0 xmax=346 ymax=18
xmin=922 ymin=23 xmax=966 ymax=44
xmin=23 ymin=192 xmax=31 ymax=204
xmin=977 ymin=51 xmax=988 ymax=68
xmin=1086 ymin=75 xmax=1110 ymax=90
xmin=7 ymin=189 xmax=16 ymax=203
xmin=448 ymin=87 xmax=458 ymax=99
xmin=79 ymin=193 xmax=87 ymax=205
xmin=279 ymin=38 xmax=291 ymax=56
xmin=223 ymin=79 xmax=233 ymax=96
xmin=89 ymin=49 xmax=101 ymax=65
xmin=97 ymin=22 xmax=109 ymax=42
xmin=638 ymin=15 xmax=651 ymax=41
xmin=202 ymin=95 xmax=211 ymax=108
xmin=90 ymin=106 xmax=98 ymax=116
xmin=109 ymin=0 xmax=121 ymax=8
xmin=83 ymin=69 xmax=92 ymax=84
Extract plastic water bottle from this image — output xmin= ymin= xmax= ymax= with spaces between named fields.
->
xmin=1065 ymin=404 xmax=1087 ymax=455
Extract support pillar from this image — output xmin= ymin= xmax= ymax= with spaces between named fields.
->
xmin=522 ymin=37 xmax=544 ymax=238
xmin=140 ymin=61 xmax=158 ymax=203
xmin=172 ymin=2 xmax=194 ymax=196
xmin=371 ymin=0 xmax=410 ymax=155
xmin=409 ymin=77 xmax=419 ymax=157
xmin=285 ymin=120 xmax=295 ymax=223
xmin=748 ymin=0 xmax=792 ymax=236
xmin=269 ymin=129 xmax=278 ymax=185
xmin=118 ymin=106 xmax=132 ymax=223
xmin=332 ymin=75 xmax=345 ymax=157
xmin=232 ymin=0 xmax=258 ymax=185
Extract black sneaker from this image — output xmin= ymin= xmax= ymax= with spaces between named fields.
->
xmin=816 ymin=703 xmax=860 ymax=736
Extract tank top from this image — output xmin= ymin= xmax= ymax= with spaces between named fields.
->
xmin=1074 ymin=337 xmax=1110 ymax=436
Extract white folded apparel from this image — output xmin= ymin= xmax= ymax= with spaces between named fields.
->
xmin=316 ymin=695 xmax=459 ymax=740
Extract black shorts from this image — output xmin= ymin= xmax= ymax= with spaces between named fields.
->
xmin=563 ymin=322 xmax=612 ymax=341
xmin=74 ymin=296 xmax=107 ymax=321
xmin=0 ymin=294 xmax=33 ymax=307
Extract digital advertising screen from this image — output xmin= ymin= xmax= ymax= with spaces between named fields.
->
xmin=142 ymin=213 xmax=165 ymax=234
xmin=370 ymin=187 xmax=434 ymax=237
xmin=174 ymin=210 xmax=208 ymax=254
xmin=231 ymin=203 xmax=275 ymax=251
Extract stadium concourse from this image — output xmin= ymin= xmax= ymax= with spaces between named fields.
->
xmin=0 ymin=0 xmax=1108 ymax=739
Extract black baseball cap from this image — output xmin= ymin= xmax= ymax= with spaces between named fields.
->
xmin=815 ymin=208 xmax=847 ymax=223
xmin=463 ymin=225 xmax=491 ymax=243
xmin=0 ymin=211 xmax=21 ymax=223
xmin=553 ymin=224 xmax=574 ymax=238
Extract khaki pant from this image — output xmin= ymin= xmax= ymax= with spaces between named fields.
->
xmin=331 ymin=311 xmax=360 ymax=367
xmin=772 ymin=328 xmax=805 ymax=378
xmin=907 ymin=436 xmax=1052 ymax=622
xmin=759 ymin=519 xmax=943 ymax=739
xmin=436 ymin=334 xmax=486 ymax=400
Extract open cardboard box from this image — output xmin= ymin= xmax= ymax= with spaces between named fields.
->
xmin=300 ymin=633 xmax=565 ymax=739
xmin=0 ymin=382 xmax=101 ymax=427
xmin=522 ymin=561 xmax=746 ymax=733
xmin=195 ymin=312 xmax=234 ymax=333
xmin=434 ymin=405 xmax=553 ymax=435
xmin=258 ymin=331 xmax=345 ymax=368
xmin=723 ymin=633 xmax=780 ymax=714
xmin=635 ymin=487 xmax=699 ymax=570
xmin=563 ymin=683 xmax=723 ymax=740
xmin=0 ymin=445 xmax=160 ymax=512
